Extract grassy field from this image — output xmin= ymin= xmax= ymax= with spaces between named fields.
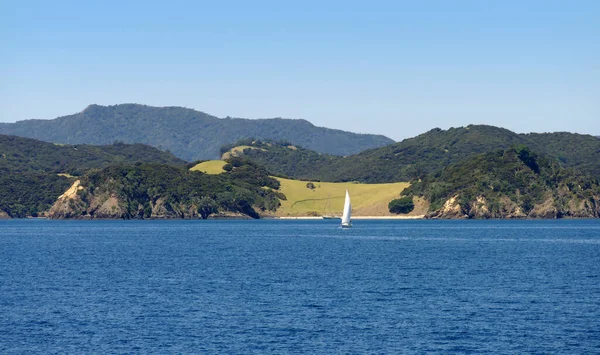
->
xmin=190 ymin=160 xmax=422 ymax=217
xmin=274 ymin=178 xmax=415 ymax=217
xmin=190 ymin=160 xmax=227 ymax=174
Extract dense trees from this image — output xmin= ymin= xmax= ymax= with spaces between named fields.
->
xmin=0 ymin=135 xmax=185 ymax=217
xmin=230 ymin=126 xmax=600 ymax=183
xmin=0 ymin=134 xmax=184 ymax=176
xmin=402 ymin=147 xmax=600 ymax=217
xmin=75 ymin=160 xmax=284 ymax=219
xmin=0 ymin=134 xmax=287 ymax=219
xmin=0 ymin=172 xmax=72 ymax=217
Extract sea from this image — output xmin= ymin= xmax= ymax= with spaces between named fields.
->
xmin=1 ymin=219 xmax=599 ymax=353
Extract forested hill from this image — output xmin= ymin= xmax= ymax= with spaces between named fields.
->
xmin=47 ymin=161 xmax=284 ymax=220
xmin=230 ymin=126 xmax=600 ymax=183
xmin=344 ymin=126 xmax=600 ymax=182
xmin=0 ymin=134 xmax=185 ymax=175
xmin=0 ymin=135 xmax=185 ymax=218
xmin=402 ymin=146 xmax=600 ymax=219
xmin=0 ymin=104 xmax=395 ymax=161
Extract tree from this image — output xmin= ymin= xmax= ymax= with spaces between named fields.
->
xmin=389 ymin=196 xmax=414 ymax=214
xmin=515 ymin=145 xmax=540 ymax=174
xmin=197 ymin=196 xmax=218 ymax=219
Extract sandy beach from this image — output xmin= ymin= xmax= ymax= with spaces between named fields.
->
xmin=276 ymin=215 xmax=425 ymax=220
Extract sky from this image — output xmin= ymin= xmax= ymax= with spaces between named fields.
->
xmin=1 ymin=0 xmax=598 ymax=141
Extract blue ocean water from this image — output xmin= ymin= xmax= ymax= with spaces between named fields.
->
xmin=1 ymin=219 xmax=599 ymax=353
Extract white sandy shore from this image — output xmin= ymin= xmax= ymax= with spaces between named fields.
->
xmin=277 ymin=217 xmax=324 ymax=220
xmin=353 ymin=215 xmax=425 ymax=219
xmin=277 ymin=215 xmax=425 ymax=220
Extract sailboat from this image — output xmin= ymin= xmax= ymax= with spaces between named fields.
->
xmin=341 ymin=189 xmax=352 ymax=228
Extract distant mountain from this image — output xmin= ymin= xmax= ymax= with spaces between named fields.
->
xmin=0 ymin=134 xmax=185 ymax=217
xmin=402 ymin=147 xmax=600 ymax=219
xmin=231 ymin=125 xmax=600 ymax=182
xmin=0 ymin=104 xmax=395 ymax=161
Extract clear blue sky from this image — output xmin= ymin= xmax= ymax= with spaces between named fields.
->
xmin=1 ymin=0 xmax=598 ymax=140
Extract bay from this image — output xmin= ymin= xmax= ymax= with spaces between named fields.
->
xmin=1 ymin=219 xmax=599 ymax=353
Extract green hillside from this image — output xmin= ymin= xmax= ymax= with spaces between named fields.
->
xmin=273 ymin=178 xmax=413 ymax=217
xmin=48 ymin=161 xmax=284 ymax=220
xmin=0 ymin=134 xmax=185 ymax=217
xmin=221 ymin=139 xmax=336 ymax=180
xmin=187 ymin=158 xmax=417 ymax=217
xmin=524 ymin=132 xmax=600 ymax=179
xmin=190 ymin=160 xmax=227 ymax=174
xmin=231 ymin=126 xmax=600 ymax=182
xmin=402 ymin=146 xmax=600 ymax=218
xmin=0 ymin=134 xmax=185 ymax=175
xmin=0 ymin=104 xmax=395 ymax=161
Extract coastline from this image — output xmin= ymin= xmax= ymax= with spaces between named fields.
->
xmin=3 ymin=215 xmax=600 ymax=221
xmin=276 ymin=215 xmax=425 ymax=220
xmin=353 ymin=215 xmax=425 ymax=219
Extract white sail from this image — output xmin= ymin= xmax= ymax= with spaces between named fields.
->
xmin=341 ymin=189 xmax=352 ymax=227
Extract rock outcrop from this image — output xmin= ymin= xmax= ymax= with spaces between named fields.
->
xmin=428 ymin=195 xmax=467 ymax=219
xmin=427 ymin=193 xmax=600 ymax=219
xmin=47 ymin=179 xmax=259 ymax=220
xmin=47 ymin=180 xmax=125 ymax=219
xmin=48 ymin=180 xmax=192 ymax=219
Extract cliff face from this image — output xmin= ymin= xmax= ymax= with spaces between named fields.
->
xmin=430 ymin=195 xmax=466 ymax=219
xmin=49 ymin=180 xmax=128 ymax=219
xmin=46 ymin=162 xmax=283 ymax=220
xmin=47 ymin=180 xmax=219 ymax=219
xmin=428 ymin=193 xmax=600 ymax=219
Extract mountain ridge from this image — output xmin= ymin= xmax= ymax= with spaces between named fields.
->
xmin=0 ymin=103 xmax=395 ymax=161
xmin=229 ymin=125 xmax=600 ymax=183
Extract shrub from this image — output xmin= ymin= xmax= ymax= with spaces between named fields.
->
xmin=388 ymin=196 xmax=414 ymax=214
